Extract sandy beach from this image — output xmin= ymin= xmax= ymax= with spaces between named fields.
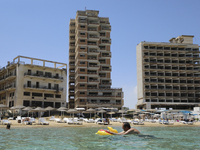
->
xmin=1 ymin=117 xmax=200 ymax=128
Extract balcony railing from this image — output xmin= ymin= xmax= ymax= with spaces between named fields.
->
xmin=0 ymin=73 xmax=16 ymax=82
xmin=24 ymin=73 xmax=63 ymax=80
xmin=24 ymin=85 xmax=63 ymax=91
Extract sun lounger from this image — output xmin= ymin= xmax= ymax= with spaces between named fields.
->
xmin=63 ymin=118 xmax=74 ymax=124
xmin=8 ymin=117 xmax=14 ymax=120
xmin=16 ymin=116 xmax=22 ymax=123
xmin=30 ymin=118 xmax=36 ymax=123
xmin=169 ymin=121 xmax=174 ymax=125
xmin=132 ymin=120 xmax=139 ymax=125
xmin=163 ymin=121 xmax=169 ymax=125
xmin=2 ymin=120 xmax=12 ymax=125
xmin=110 ymin=118 xmax=117 ymax=122
xmin=49 ymin=116 xmax=55 ymax=121
xmin=54 ymin=118 xmax=62 ymax=123
xmin=73 ymin=118 xmax=82 ymax=125
xmin=180 ymin=121 xmax=186 ymax=124
xmin=83 ymin=118 xmax=89 ymax=122
xmin=39 ymin=118 xmax=49 ymax=125
xmin=96 ymin=119 xmax=104 ymax=125
xmin=86 ymin=119 xmax=95 ymax=123
xmin=187 ymin=122 xmax=193 ymax=125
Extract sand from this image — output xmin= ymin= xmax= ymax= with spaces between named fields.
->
xmin=1 ymin=117 xmax=200 ymax=128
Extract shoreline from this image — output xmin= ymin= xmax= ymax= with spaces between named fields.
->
xmin=1 ymin=119 xmax=200 ymax=128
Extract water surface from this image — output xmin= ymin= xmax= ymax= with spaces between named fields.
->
xmin=0 ymin=126 xmax=199 ymax=150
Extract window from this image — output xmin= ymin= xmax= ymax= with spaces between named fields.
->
xmin=44 ymin=94 xmax=54 ymax=98
xmin=80 ymin=92 xmax=85 ymax=94
xmin=32 ymin=93 xmax=43 ymax=97
xmin=45 ymin=72 xmax=52 ymax=77
xmin=80 ymin=40 xmax=85 ymax=42
xmin=80 ymin=99 xmax=85 ymax=102
xmin=80 ymin=69 xmax=85 ymax=72
xmin=48 ymin=83 xmax=51 ymax=89
xmin=36 ymin=71 xmax=43 ymax=76
xmin=80 ymin=32 xmax=85 ymax=35
xmin=80 ymin=25 xmax=85 ymax=28
xmin=80 ymin=76 xmax=85 ymax=79
xmin=80 ymin=84 xmax=85 ymax=87
xmin=24 ymin=92 xmax=30 ymax=96
xmin=80 ymin=61 xmax=85 ymax=64
xmin=27 ymin=81 xmax=31 ymax=87
xmin=80 ymin=47 xmax=85 ymax=49
xmin=36 ymin=82 xmax=39 ymax=88
xmin=55 ymin=95 xmax=61 ymax=98
xmin=80 ymin=54 xmax=85 ymax=57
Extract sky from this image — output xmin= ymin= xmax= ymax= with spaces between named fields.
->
xmin=0 ymin=0 xmax=200 ymax=109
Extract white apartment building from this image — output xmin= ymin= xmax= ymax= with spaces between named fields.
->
xmin=0 ymin=56 xmax=67 ymax=108
xmin=137 ymin=35 xmax=200 ymax=110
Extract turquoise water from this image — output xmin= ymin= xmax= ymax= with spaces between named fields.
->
xmin=0 ymin=126 xmax=200 ymax=150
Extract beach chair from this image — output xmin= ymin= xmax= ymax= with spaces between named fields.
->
xmin=83 ymin=118 xmax=89 ymax=122
xmin=54 ymin=118 xmax=62 ymax=123
xmin=169 ymin=121 xmax=174 ymax=125
xmin=2 ymin=120 xmax=12 ymax=125
xmin=163 ymin=120 xmax=169 ymax=125
xmin=49 ymin=116 xmax=55 ymax=121
xmin=87 ymin=119 xmax=95 ymax=123
xmin=64 ymin=118 xmax=74 ymax=124
xmin=111 ymin=118 xmax=118 ymax=122
xmin=187 ymin=122 xmax=193 ymax=125
xmin=30 ymin=118 xmax=36 ymax=123
xmin=16 ymin=116 xmax=22 ymax=123
xmin=73 ymin=118 xmax=82 ymax=125
xmin=8 ymin=117 xmax=14 ymax=120
xmin=96 ymin=119 xmax=104 ymax=125
xmin=132 ymin=120 xmax=139 ymax=125
xmin=39 ymin=118 xmax=49 ymax=125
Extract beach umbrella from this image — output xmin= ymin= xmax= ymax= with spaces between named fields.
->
xmin=86 ymin=108 xmax=96 ymax=119
xmin=57 ymin=108 xmax=67 ymax=118
xmin=118 ymin=110 xmax=126 ymax=119
xmin=98 ymin=109 xmax=106 ymax=119
xmin=10 ymin=106 xmax=16 ymax=118
xmin=67 ymin=109 xmax=78 ymax=119
xmin=22 ymin=107 xmax=33 ymax=117
xmin=45 ymin=106 xmax=55 ymax=117
xmin=107 ymin=112 xmax=115 ymax=118
xmin=15 ymin=105 xmax=25 ymax=116
xmin=0 ymin=104 xmax=8 ymax=119
xmin=33 ymin=107 xmax=46 ymax=124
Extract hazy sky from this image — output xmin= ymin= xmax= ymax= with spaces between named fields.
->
xmin=0 ymin=0 xmax=200 ymax=109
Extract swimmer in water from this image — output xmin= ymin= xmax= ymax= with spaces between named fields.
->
xmin=107 ymin=122 xmax=140 ymax=135
xmin=6 ymin=124 xmax=10 ymax=130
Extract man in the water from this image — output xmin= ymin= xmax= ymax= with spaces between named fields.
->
xmin=6 ymin=124 xmax=10 ymax=130
xmin=107 ymin=122 xmax=140 ymax=135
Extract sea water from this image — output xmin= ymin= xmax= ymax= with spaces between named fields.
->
xmin=0 ymin=126 xmax=200 ymax=150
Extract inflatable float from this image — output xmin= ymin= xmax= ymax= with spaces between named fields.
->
xmin=96 ymin=127 xmax=118 ymax=135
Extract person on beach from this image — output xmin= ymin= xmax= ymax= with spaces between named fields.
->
xmin=107 ymin=122 xmax=140 ymax=135
xmin=6 ymin=124 xmax=10 ymax=130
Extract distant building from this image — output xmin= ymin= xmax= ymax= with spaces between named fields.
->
xmin=0 ymin=56 xmax=67 ymax=108
xmin=136 ymin=35 xmax=200 ymax=110
xmin=68 ymin=10 xmax=124 ymax=109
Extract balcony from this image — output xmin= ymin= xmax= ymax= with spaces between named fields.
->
xmin=101 ymin=27 xmax=111 ymax=31
xmin=87 ymin=42 xmax=97 ymax=45
xmin=0 ymin=73 xmax=16 ymax=83
xmin=24 ymin=85 xmax=63 ymax=92
xmin=102 ymin=68 xmax=111 ymax=71
xmin=89 ymin=79 xmax=99 ymax=82
xmin=102 ymin=54 xmax=111 ymax=57
xmin=102 ymin=40 xmax=111 ymax=44
xmin=89 ymin=65 xmax=99 ymax=68
xmin=70 ymin=30 xmax=75 ymax=33
xmin=87 ymin=57 xmax=97 ymax=60
xmin=89 ymin=35 xmax=99 ymax=39
xmin=88 ymin=28 xmax=97 ymax=31
xmin=87 ymin=72 xmax=97 ymax=74
xmin=24 ymin=73 xmax=63 ymax=80
xmin=89 ymin=49 xmax=99 ymax=53
xmin=88 ymin=21 xmax=99 ymax=25
xmin=102 ymin=82 xmax=111 ymax=85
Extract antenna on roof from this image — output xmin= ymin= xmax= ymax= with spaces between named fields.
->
xmin=85 ymin=7 xmax=86 ymax=11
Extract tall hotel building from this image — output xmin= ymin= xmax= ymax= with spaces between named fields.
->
xmin=0 ymin=56 xmax=67 ymax=108
xmin=68 ymin=10 xmax=124 ymax=109
xmin=137 ymin=35 xmax=200 ymax=110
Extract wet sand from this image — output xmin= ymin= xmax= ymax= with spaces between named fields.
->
xmin=1 ymin=117 xmax=200 ymax=128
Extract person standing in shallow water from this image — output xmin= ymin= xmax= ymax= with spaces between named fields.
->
xmin=107 ymin=122 xmax=140 ymax=135
xmin=6 ymin=124 xmax=10 ymax=130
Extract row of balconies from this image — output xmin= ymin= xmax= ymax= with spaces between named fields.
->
xmin=145 ymin=93 xmax=200 ymax=97
xmin=144 ymin=66 xmax=200 ymax=71
xmin=145 ymin=80 xmax=200 ymax=84
xmin=24 ymin=85 xmax=63 ymax=91
xmin=144 ymin=53 xmax=200 ymax=58
xmin=144 ymin=99 xmax=200 ymax=103
xmin=0 ymin=73 xmax=16 ymax=82
xmin=0 ymin=84 xmax=16 ymax=92
xmin=145 ymin=87 xmax=200 ymax=91
xmin=143 ymin=46 xmax=199 ymax=52
xmin=145 ymin=72 xmax=200 ymax=77
xmin=24 ymin=73 xmax=63 ymax=80
xmin=144 ymin=59 xmax=200 ymax=65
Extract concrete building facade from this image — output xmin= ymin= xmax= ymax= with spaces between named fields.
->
xmin=0 ymin=56 xmax=67 ymax=108
xmin=68 ymin=10 xmax=124 ymax=109
xmin=137 ymin=35 xmax=200 ymax=110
